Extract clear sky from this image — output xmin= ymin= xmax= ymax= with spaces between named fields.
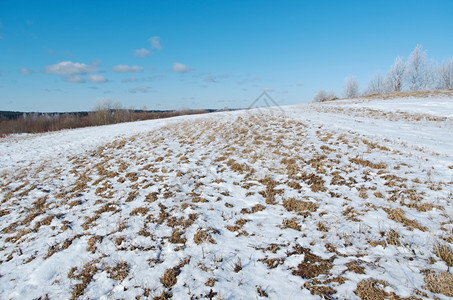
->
xmin=1 ymin=0 xmax=453 ymax=112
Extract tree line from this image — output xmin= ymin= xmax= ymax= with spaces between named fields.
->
xmin=314 ymin=44 xmax=453 ymax=102
xmin=0 ymin=99 xmax=214 ymax=136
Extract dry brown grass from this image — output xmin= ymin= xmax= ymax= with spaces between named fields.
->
xmin=292 ymin=247 xmax=334 ymax=279
xmin=354 ymin=90 xmax=453 ymax=100
xmin=258 ymin=257 xmax=285 ymax=269
xmin=316 ymin=221 xmax=328 ymax=232
xmin=256 ymin=286 xmax=269 ymax=297
xmin=259 ymin=176 xmax=280 ymax=205
xmin=434 ymin=243 xmax=453 ymax=270
xmin=68 ymin=260 xmax=99 ymax=300
xmin=345 ymin=260 xmax=365 ymax=274
xmin=160 ymin=268 xmax=179 ymax=288
xmin=386 ymin=229 xmax=401 ymax=246
xmin=193 ymin=228 xmax=217 ymax=245
xmin=205 ymin=277 xmax=217 ymax=287
xmin=303 ymin=281 xmax=336 ymax=299
xmin=350 ymin=158 xmax=386 ymax=170
xmin=240 ymin=204 xmax=265 ymax=214
xmin=86 ymin=235 xmax=102 ymax=253
xmin=282 ymin=217 xmax=301 ymax=231
xmin=233 ymin=257 xmax=242 ymax=273
xmin=282 ymin=198 xmax=318 ymax=214
xmin=423 ymin=270 xmax=453 ymax=296
xmin=385 ymin=208 xmax=427 ymax=231
xmin=354 ymin=278 xmax=390 ymax=300
xmin=130 ymin=206 xmax=149 ymax=216
xmin=107 ymin=261 xmax=129 ymax=281
xmin=169 ymin=229 xmax=186 ymax=244
xmin=299 ymin=172 xmax=326 ymax=192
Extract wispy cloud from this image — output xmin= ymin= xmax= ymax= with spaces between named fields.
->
xmin=88 ymin=74 xmax=107 ymax=83
xmin=113 ymin=64 xmax=143 ymax=73
xmin=45 ymin=88 xmax=66 ymax=93
xmin=205 ymin=76 xmax=216 ymax=83
xmin=134 ymin=48 xmax=152 ymax=58
xmin=128 ymin=86 xmax=151 ymax=93
xmin=62 ymin=75 xmax=85 ymax=83
xmin=19 ymin=68 xmax=33 ymax=75
xmin=46 ymin=61 xmax=98 ymax=75
xmin=149 ymin=36 xmax=162 ymax=50
xmin=203 ymin=73 xmax=229 ymax=83
xmin=172 ymin=62 xmax=193 ymax=74
xmin=48 ymin=49 xmax=74 ymax=58
xmin=236 ymin=77 xmax=260 ymax=85
xmin=122 ymin=75 xmax=163 ymax=83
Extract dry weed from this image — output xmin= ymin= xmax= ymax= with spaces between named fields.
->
xmin=354 ymin=278 xmax=390 ymax=300
xmin=86 ymin=235 xmax=102 ymax=253
xmin=282 ymin=217 xmax=301 ymax=231
xmin=205 ymin=277 xmax=217 ymax=287
xmin=292 ymin=247 xmax=334 ymax=279
xmin=423 ymin=270 xmax=453 ymax=296
xmin=386 ymin=229 xmax=401 ymax=246
xmin=345 ymin=260 xmax=365 ymax=274
xmin=283 ymin=198 xmax=318 ymax=213
xmin=193 ymin=228 xmax=217 ymax=245
xmin=233 ymin=257 xmax=242 ymax=273
xmin=160 ymin=268 xmax=179 ymax=288
xmin=350 ymin=157 xmax=386 ymax=169
xmin=434 ymin=243 xmax=453 ymax=270
xmin=68 ymin=260 xmax=99 ymax=300
xmin=385 ymin=208 xmax=427 ymax=231
xmin=107 ymin=261 xmax=129 ymax=281
xmin=169 ymin=229 xmax=186 ymax=244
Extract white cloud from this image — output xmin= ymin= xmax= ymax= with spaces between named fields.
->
xmin=149 ymin=36 xmax=162 ymax=50
xmin=205 ymin=76 xmax=216 ymax=83
xmin=113 ymin=64 xmax=143 ymax=73
xmin=134 ymin=48 xmax=152 ymax=58
xmin=62 ymin=75 xmax=85 ymax=83
xmin=46 ymin=61 xmax=98 ymax=75
xmin=172 ymin=62 xmax=193 ymax=73
xmin=19 ymin=68 xmax=33 ymax=75
xmin=128 ymin=86 xmax=151 ymax=93
xmin=88 ymin=74 xmax=107 ymax=83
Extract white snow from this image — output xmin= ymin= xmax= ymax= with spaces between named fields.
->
xmin=0 ymin=97 xmax=452 ymax=299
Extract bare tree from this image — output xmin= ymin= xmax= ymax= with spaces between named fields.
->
xmin=94 ymin=98 xmax=113 ymax=125
xmin=385 ymin=56 xmax=406 ymax=92
xmin=436 ymin=59 xmax=453 ymax=90
xmin=406 ymin=44 xmax=431 ymax=91
xmin=343 ymin=77 xmax=359 ymax=98
xmin=364 ymin=72 xmax=385 ymax=95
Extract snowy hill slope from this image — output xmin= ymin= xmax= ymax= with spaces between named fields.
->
xmin=1 ymin=97 xmax=453 ymax=299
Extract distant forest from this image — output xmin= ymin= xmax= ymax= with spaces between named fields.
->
xmin=0 ymin=104 xmax=222 ymax=136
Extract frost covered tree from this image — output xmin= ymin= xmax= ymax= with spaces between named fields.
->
xmin=343 ymin=77 xmax=359 ymax=98
xmin=385 ymin=56 xmax=406 ymax=92
xmin=313 ymin=90 xmax=327 ymax=102
xmin=406 ymin=44 xmax=431 ymax=91
xmin=313 ymin=89 xmax=336 ymax=102
xmin=364 ymin=72 xmax=385 ymax=95
xmin=436 ymin=59 xmax=453 ymax=90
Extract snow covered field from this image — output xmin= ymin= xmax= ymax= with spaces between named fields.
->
xmin=1 ymin=97 xmax=453 ymax=299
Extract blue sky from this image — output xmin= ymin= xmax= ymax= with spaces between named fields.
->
xmin=1 ymin=0 xmax=453 ymax=112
